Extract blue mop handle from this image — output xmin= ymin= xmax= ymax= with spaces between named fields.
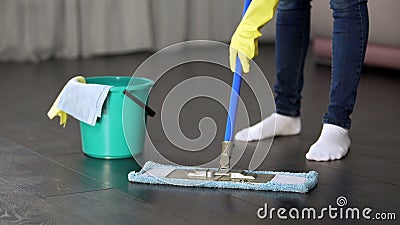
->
xmin=224 ymin=0 xmax=252 ymax=142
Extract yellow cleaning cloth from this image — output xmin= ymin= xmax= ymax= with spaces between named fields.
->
xmin=230 ymin=0 xmax=279 ymax=73
xmin=47 ymin=76 xmax=86 ymax=127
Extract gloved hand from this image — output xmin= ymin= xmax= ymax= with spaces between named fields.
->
xmin=230 ymin=0 xmax=279 ymax=73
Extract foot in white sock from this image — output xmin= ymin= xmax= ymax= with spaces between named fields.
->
xmin=306 ymin=124 xmax=350 ymax=161
xmin=235 ymin=113 xmax=301 ymax=141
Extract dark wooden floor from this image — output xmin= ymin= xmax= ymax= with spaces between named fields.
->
xmin=0 ymin=45 xmax=399 ymax=224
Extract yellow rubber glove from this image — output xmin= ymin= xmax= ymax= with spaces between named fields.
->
xmin=47 ymin=76 xmax=86 ymax=127
xmin=230 ymin=0 xmax=279 ymax=73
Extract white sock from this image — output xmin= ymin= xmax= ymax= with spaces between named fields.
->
xmin=306 ymin=124 xmax=350 ymax=161
xmin=234 ymin=113 xmax=301 ymax=141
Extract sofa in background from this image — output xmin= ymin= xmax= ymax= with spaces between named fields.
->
xmin=311 ymin=0 xmax=400 ymax=70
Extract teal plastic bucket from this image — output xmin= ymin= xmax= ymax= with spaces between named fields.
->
xmin=80 ymin=76 xmax=154 ymax=159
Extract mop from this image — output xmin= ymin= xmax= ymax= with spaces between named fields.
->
xmin=128 ymin=0 xmax=318 ymax=193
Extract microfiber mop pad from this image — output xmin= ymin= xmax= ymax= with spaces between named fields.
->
xmin=128 ymin=161 xmax=318 ymax=193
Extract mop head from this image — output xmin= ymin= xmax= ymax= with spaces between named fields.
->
xmin=128 ymin=161 xmax=318 ymax=193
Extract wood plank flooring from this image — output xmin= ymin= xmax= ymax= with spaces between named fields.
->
xmin=0 ymin=45 xmax=399 ymax=224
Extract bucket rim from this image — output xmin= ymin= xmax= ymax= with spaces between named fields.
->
xmin=85 ymin=76 xmax=154 ymax=92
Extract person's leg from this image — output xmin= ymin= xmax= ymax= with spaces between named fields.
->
xmin=236 ymin=0 xmax=311 ymax=141
xmin=306 ymin=0 xmax=369 ymax=161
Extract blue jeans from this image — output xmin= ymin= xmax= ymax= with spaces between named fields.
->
xmin=274 ymin=0 xmax=369 ymax=129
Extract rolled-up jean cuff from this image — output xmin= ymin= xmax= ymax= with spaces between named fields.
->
xmin=276 ymin=108 xmax=300 ymax=117
xmin=323 ymin=118 xmax=351 ymax=129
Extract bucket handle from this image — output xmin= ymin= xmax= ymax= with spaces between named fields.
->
xmin=123 ymin=90 xmax=156 ymax=117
